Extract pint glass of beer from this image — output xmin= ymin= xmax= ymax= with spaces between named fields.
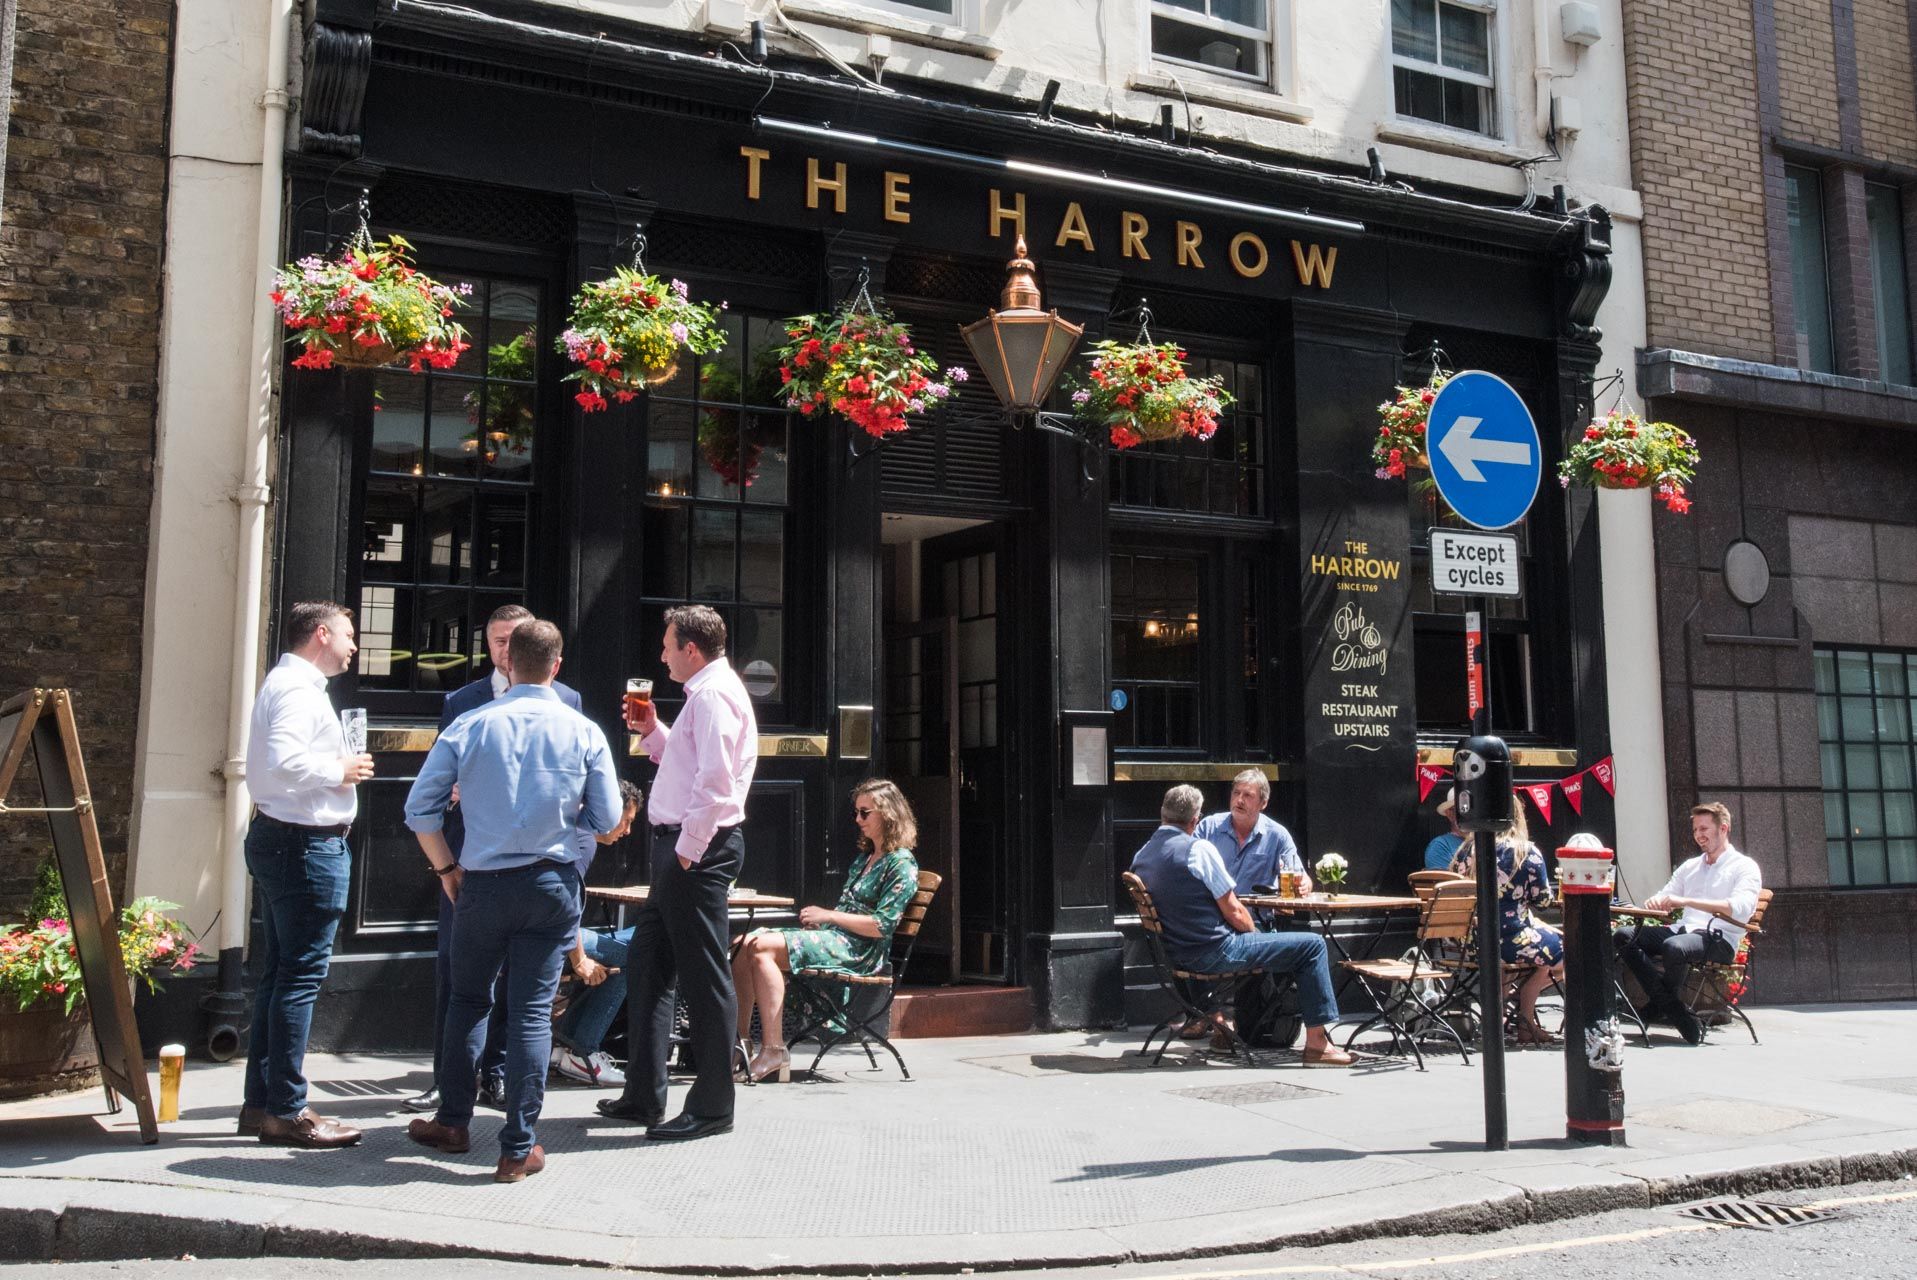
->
xmin=624 ymin=678 xmax=653 ymax=719
xmin=158 ymin=1043 xmax=185 ymax=1122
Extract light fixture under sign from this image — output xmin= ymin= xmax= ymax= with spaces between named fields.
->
xmin=961 ymin=237 xmax=1083 ymax=415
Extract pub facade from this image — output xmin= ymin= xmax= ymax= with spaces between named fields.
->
xmin=130 ymin=0 xmax=1645 ymax=1048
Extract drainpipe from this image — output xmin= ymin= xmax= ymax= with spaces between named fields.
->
xmin=205 ymin=0 xmax=294 ymax=1062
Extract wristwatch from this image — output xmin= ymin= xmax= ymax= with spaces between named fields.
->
xmin=432 ymin=863 xmax=459 ymax=877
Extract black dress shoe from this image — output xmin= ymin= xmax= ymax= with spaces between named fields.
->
xmin=476 ymin=1078 xmax=508 ymax=1111
xmin=645 ymin=1112 xmax=733 ymax=1142
xmin=596 ymin=1096 xmax=664 ymax=1125
xmin=1673 ymin=1006 xmax=1705 ymax=1045
xmin=398 ymin=1087 xmax=440 ymax=1114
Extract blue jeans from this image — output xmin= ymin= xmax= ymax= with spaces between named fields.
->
xmin=557 ymin=927 xmax=633 ymax=1056
xmin=242 ymin=819 xmax=350 ymax=1118
xmin=434 ymin=885 xmax=509 ymax=1086
xmin=437 ymin=861 xmax=581 ymax=1158
xmin=1179 ymin=930 xmax=1339 ymax=1029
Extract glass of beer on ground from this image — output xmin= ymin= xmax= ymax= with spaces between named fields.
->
xmin=624 ymin=678 xmax=653 ymax=721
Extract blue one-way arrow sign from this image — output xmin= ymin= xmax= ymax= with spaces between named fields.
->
xmin=1427 ymin=371 xmax=1542 ymax=530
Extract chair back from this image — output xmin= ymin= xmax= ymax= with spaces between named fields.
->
xmin=1418 ymin=880 xmax=1478 ymax=944
xmin=1122 ymin=872 xmax=1164 ymax=936
xmin=1409 ymin=869 xmax=1466 ymax=900
xmin=1743 ymin=888 xmax=1774 ymax=934
xmin=893 ymin=870 xmax=943 ymax=943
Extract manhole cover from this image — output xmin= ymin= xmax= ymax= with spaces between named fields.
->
xmin=1632 ymin=1098 xmax=1823 ymax=1136
xmin=1169 ymin=1081 xmax=1333 ymax=1107
xmin=1674 ymin=1200 xmax=1846 ymax=1230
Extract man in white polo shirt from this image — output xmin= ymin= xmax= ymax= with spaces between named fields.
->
xmin=1614 ymin=801 xmax=1763 ymax=1045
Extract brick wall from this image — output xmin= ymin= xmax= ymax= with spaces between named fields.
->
xmin=1774 ymin=0 xmax=1842 ymax=146
xmin=1621 ymin=0 xmax=1773 ymax=360
xmin=0 ymin=0 xmax=169 ymax=914
xmin=1854 ymin=0 xmax=1917 ymax=165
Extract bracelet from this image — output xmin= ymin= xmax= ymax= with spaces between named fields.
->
xmin=432 ymin=863 xmax=459 ymax=877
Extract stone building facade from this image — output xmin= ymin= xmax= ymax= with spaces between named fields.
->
xmin=0 ymin=0 xmax=171 ymax=912
xmin=1625 ymin=0 xmax=1917 ymax=1000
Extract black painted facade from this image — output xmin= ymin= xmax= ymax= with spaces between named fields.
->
xmin=260 ymin=0 xmax=1623 ymax=1049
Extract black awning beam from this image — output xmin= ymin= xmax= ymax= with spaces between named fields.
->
xmin=755 ymin=115 xmax=1367 ymax=237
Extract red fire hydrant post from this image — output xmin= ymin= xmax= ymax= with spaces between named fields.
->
xmin=1558 ymin=838 xmax=1627 ymax=1146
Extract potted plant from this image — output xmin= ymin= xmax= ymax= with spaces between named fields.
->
xmin=1371 ymin=372 xmax=1450 ymax=479
xmin=772 ymin=300 xmax=962 ymax=439
xmin=1071 ymin=339 xmax=1230 ymax=450
xmin=1 ymin=861 xmax=200 ymax=1097
xmin=558 ymin=270 xmax=728 ymax=412
xmin=1558 ymin=409 xmax=1699 ymax=514
xmin=271 ymin=233 xmax=472 ymax=372
xmin=1314 ymin=852 xmax=1349 ymax=898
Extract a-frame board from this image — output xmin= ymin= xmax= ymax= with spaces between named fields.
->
xmin=0 ymin=689 xmax=158 ymax=1143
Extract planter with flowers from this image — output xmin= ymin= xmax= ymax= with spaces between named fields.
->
xmin=1071 ymin=340 xmax=1230 ymax=450
xmin=1314 ymin=852 xmax=1349 ymax=898
xmin=0 ymin=862 xmax=200 ymax=1097
xmin=272 ymin=233 xmax=472 ymax=372
xmin=1372 ymin=372 xmax=1450 ymax=479
xmin=558 ymin=270 xmax=728 ymax=413
xmin=772 ymin=301 xmax=962 ymax=439
xmin=1558 ymin=409 xmax=1699 ymax=514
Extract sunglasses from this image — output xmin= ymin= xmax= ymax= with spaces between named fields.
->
xmin=853 ymin=806 xmax=876 ymax=820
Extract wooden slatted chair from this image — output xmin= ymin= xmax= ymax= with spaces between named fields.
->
xmin=1408 ymin=869 xmax=1467 ymax=899
xmin=1676 ymin=888 xmax=1773 ymax=1044
xmin=1338 ymin=880 xmax=1478 ymax=1070
xmin=1122 ymin=871 xmax=1264 ymax=1067
xmin=785 ymin=870 xmax=942 ymax=1080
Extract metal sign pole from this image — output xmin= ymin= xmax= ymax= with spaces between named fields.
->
xmin=1466 ymin=608 xmax=1507 ymax=1151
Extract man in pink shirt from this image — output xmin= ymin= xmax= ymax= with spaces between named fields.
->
xmin=598 ymin=605 xmax=758 ymax=1141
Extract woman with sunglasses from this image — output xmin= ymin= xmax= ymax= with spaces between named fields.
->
xmin=730 ymin=779 xmax=920 ymax=1083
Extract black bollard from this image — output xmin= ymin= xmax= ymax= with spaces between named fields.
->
xmin=1558 ymin=839 xmax=1626 ymax=1145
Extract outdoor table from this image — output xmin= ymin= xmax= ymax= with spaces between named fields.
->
xmin=587 ymin=886 xmax=797 ymax=933
xmin=1242 ymin=892 xmax=1425 ymax=1002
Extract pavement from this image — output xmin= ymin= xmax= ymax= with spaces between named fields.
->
xmin=3 ymin=1004 xmax=1917 ymax=1272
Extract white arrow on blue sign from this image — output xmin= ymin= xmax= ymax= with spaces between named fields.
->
xmin=1426 ymin=370 xmax=1542 ymax=531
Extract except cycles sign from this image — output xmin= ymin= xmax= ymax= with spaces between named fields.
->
xmin=1429 ymin=529 xmax=1521 ymax=598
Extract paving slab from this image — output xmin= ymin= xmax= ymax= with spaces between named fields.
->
xmin=1 ymin=1004 xmax=1913 ymax=1270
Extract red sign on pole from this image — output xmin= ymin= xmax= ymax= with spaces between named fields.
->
xmin=1465 ymin=611 xmax=1484 ymax=721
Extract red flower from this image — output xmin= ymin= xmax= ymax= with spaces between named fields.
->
xmin=575 ymin=390 xmax=609 ymax=413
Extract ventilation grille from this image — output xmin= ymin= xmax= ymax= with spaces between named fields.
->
xmin=373 ymin=175 xmax=570 ymax=247
xmin=886 ymin=254 xmax=1004 ymax=307
xmin=881 ymin=310 xmax=1007 ymax=504
xmin=646 ymin=217 xmax=814 ymax=283
xmin=1673 ymin=1200 xmax=1845 ymax=1230
xmin=1143 ymin=290 xmax=1268 ymax=343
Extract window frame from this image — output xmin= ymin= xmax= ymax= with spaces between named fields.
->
xmin=1865 ymin=181 xmax=1913 ymax=386
xmin=1106 ymin=353 xmax=1272 ymax=521
xmin=853 ymin=0 xmax=971 ymax=27
xmin=1815 ymin=645 xmax=1917 ymax=889
xmin=1148 ymin=0 xmax=1283 ymax=89
xmin=1389 ymin=0 xmax=1501 ymax=138
xmin=1785 ymin=163 xmax=1836 ymax=374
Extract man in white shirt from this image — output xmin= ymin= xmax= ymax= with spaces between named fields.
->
xmin=1614 ymin=802 xmax=1763 ymax=1045
xmin=237 ymin=601 xmax=374 ymax=1148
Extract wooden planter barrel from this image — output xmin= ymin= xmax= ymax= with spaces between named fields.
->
xmin=0 ymin=998 xmax=103 ymax=1099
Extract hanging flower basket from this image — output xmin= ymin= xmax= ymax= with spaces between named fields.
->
xmin=1071 ymin=340 xmax=1230 ymax=450
xmin=272 ymin=233 xmax=472 ymax=373
xmin=771 ymin=301 xmax=962 ymax=439
xmin=1372 ymin=372 xmax=1450 ymax=479
xmin=698 ymin=412 xmax=763 ymax=490
xmin=558 ymin=268 xmax=728 ymax=413
xmin=1558 ymin=409 xmax=1699 ymax=514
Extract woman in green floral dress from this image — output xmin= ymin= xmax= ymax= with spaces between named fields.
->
xmin=731 ymin=778 xmax=920 ymax=1082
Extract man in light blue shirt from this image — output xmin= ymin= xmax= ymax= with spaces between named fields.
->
xmin=1196 ymin=769 xmax=1311 ymax=895
xmin=402 ymin=620 xmax=621 ymax=1183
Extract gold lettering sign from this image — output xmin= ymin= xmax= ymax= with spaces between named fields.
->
xmin=1121 ymin=211 xmax=1150 ymax=260
xmin=1055 ymin=201 xmax=1095 ymax=251
xmin=1309 ymin=540 xmax=1402 ymax=595
xmin=740 ymin=146 xmax=770 ymax=200
xmin=807 ymin=158 xmax=848 ymax=213
xmin=883 ymin=170 xmax=911 ymax=224
xmin=989 ymin=187 xmax=1027 ymax=240
xmin=1292 ymin=240 xmax=1337 ymax=288
xmin=1176 ymin=220 xmax=1205 ymax=269
xmin=1229 ymin=231 xmax=1269 ymax=279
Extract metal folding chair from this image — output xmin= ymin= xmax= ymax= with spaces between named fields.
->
xmin=1338 ymin=880 xmax=1479 ymax=1070
xmin=785 ymin=870 xmax=942 ymax=1080
xmin=1122 ymin=872 xmax=1264 ymax=1067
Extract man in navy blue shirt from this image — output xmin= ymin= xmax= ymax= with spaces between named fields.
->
xmin=403 ymin=620 xmax=621 ymax=1181
xmin=400 ymin=604 xmax=582 ymax=1117
xmin=1424 ymin=789 xmax=1467 ymax=871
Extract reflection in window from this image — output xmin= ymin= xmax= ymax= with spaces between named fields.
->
xmin=1110 ymin=550 xmax=1203 ymax=749
xmin=1391 ymin=0 xmax=1496 ymax=136
xmin=1108 ymin=355 xmax=1267 ymax=517
xmin=641 ymin=310 xmax=794 ymax=716
xmin=358 ymin=272 xmax=542 ymax=695
xmin=1817 ymin=647 xmax=1917 ymax=887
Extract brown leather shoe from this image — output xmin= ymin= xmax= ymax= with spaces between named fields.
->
xmin=258 ymin=1107 xmax=362 ymax=1148
xmin=494 ymin=1144 xmax=546 ymax=1183
xmin=406 ymin=1117 xmax=470 ymax=1154
xmin=237 ymin=1105 xmax=266 ymax=1137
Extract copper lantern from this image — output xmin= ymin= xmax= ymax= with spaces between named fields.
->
xmin=960 ymin=238 xmax=1084 ymax=413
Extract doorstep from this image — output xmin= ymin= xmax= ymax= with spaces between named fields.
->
xmin=890 ymin=985 xmax=1033 ymax=1038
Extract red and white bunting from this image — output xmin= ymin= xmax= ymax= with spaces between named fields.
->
xmin=1560 ymin=772 xmax=1584 ymax=815
xmin=1590 ymin=756 xmax=1615 ymax=796
xmin=1417 ymin=763 xmax=1448 ymax=803
xmin=1520 ymin=782 xmax=1554 ymax=826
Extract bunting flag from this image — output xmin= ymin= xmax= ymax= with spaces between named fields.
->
xmin=1520 ymin=782 xmax=1554 ymax=826
xmin=1560 ymin=772 xmax=1584 ymax=816
xmin=1590 ymin=756 xmax=1616 ymax=796
xmin=1417 ymin=763 xmax=1448 ymax=803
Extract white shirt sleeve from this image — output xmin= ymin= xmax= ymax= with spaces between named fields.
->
xmin=1186 ymin=838 xmax=1237 ymax=900
xmin=1727 ymin=856 xmax=1762 ymax=924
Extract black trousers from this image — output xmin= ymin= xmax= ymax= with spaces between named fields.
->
xmin=621 ymin=824 xmax=744 ymax=1119
xmin=1613 ymin=923 xmax=1734 ymax=1011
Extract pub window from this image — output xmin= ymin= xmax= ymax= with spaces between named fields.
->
xmin=639 ymin=310 xmax=793 ymax=721
xmin=1867 ymin=182 xmax=1912 ymax=385
xmin=1391 ymin=0 xmax=1497 ymax=136
xmin=1151 ymin=0 xmax=1274 ymax=85
xmin=1110 ymin=544 xmax=1270 ymax=754
xmin=1786 ymin=164 xmax=1835 ymax=373
xmin=1407 ymin=489 xmax=1542 ymax=737
xmin=1108 ymin=357 xmax=1268 ymax=517
xmin=1816 ymin=647 xmax=1917 ymax=887
xmin=358 ymin=273 xmax=542 ymax=697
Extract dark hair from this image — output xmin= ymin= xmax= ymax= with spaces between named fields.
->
xmin=508 ymin=619 xmax=563 ymax=681
xmin=488 ymin=602 xmax=535 ymax=628
xmin=619 ymin=780 xmax=643 ymax=807
xmin=663 ymin=604 xmax=727 ymax=658
xmin=284 ymin=601 xmax=350 ymax=650
xmin=853 ymin=778 xmax=918 ymax=856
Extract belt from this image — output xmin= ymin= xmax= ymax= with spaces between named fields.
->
xmin=461 ymin=858 xmax=575 ymax=879
xmin=652 ymin=822 xmax=682 ymax=835
xmin=256 ymin=813 xmax=351 ymax=838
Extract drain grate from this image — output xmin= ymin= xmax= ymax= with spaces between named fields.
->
xmin=1674 ymin=1200 xmax=1846 ymax=1230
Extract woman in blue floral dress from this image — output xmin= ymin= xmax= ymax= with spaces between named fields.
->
xmin=1449 ymin=804 xmax=1564 ymax=1044
xmin=731 ymin=779 xmax=920 ymax=1081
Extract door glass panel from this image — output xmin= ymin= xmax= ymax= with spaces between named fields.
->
xmin=371 ymin=373 xmax=425 ymax=474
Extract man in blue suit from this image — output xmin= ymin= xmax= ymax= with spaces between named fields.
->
xmin=400 ymin=604 xmax=583 ymax=1115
